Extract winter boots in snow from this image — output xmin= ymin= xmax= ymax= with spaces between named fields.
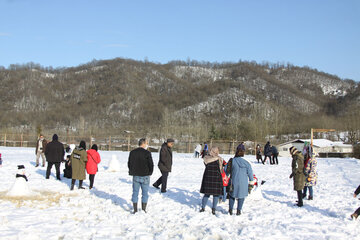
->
xmin=199 ymin=208 xmax=205 ymax=213
xmin=142 ymin=203 xmax=147 ymax=213
xmin=133 ymin=203 xmax=138 ymax=214
xmin=236 ymin=210 xmax=241 ymax=216
xmin=211 ymin=208 xmax=216 ymax=215
xmin=78 ymin=180 xmax=85 ymax=189
xmin=229 ymin=209 xmax=233 ymax=215
xmin=351 ymin=213 xmax=358 ymax=219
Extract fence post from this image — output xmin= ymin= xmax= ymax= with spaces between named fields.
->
xmin=90 ymin=136 xmax=93 ymax=148
xmin=127 ymin=134 xmax=130 ymax=152
xmin=20 ymin=133 xmax=23 ymax=147
xmin=3 ymin=134 xmax=6 ymax=147
xmin=108 ymin=136 xmax=111 ymax=151
xmin=210 ymin=139 xmax=213 ymax=149
xmin=188 ymin=137 xmax=191 ymax=153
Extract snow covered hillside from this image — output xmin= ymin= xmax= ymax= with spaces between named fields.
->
xmin=0 ymin=147 xmax=359 ymax=240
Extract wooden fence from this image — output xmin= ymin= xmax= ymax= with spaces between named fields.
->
xmin=0 ymin=133 xmax=261 ymax=155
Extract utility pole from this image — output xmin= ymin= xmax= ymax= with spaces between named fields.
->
xmin=311 ymin=128 xmax=336 ymax=148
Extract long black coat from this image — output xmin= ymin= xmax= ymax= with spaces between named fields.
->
xmin=158 ymin=143 xmax=173 ymax=172
xmin=45 ymin=140 xmax=64 ymax=163
xmin=128 ymin=147 xmax=154 ymax=176
xmin=200 ymin=160 xmax=223 ymax=196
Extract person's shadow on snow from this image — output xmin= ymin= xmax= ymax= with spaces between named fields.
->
xmin=91 ymin=189 xmax=132 ymax=211
xmin=158 ymin=187 xmax=201 ymax=209
xmin=263 ymin=191 xmax=338 ymax=218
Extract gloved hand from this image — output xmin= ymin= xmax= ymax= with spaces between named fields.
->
xmin=307 ymin=177 xmax=311 ymax=182
xmin=289 ymin=173 xmax=294 ymax=179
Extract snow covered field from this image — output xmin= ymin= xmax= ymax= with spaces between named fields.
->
xmin=0 ymin=146 xmax=359 ymax=240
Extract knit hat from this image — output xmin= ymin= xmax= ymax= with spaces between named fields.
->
xmin=52 ymin=134 xmax=58 ymax=141
xmin=166 ymin=139 xmax=175 ymax=143
xmin=289 ymin=146 xmax=298 ymax=155
xmin=17 ymin=165 xmax=25 ymax=169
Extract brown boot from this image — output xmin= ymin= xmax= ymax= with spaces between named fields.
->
xmin=351 ymin=213 xmax=358 ymax=219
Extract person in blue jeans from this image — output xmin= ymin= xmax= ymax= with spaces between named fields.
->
xmin=200 ymin=147 xmax=224 ymax=215
xmin=128 ymin=138 xmax=154 ymax=213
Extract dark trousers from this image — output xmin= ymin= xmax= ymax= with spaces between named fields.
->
xmin=297 ymin=190 xmax=303 ymax=206
xmin=46 ymin=162 xmax=61 ymax=179
xmin=71 ymin=179 xmax=83 ymax=187
xmin=263 ymin=155 xmax=270 ymax=164
xmin=154 ymin=171 xmax=169 ymax=192
xmin=89 ymin=174 xmax=95 ymax=188
xmin=355 ymin=207 xmax=360 ymax=215
xmin=256 ymin=154 xmax=262 ymax=163
xmin=271 ymin=154 xmax=279 ymax=165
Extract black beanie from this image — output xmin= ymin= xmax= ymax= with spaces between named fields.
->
xmin=79 ymin=141 xmax=86 ymax=150
xmin=52 ymin=134 xmax=58 ymax=141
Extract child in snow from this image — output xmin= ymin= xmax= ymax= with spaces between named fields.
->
xmin=351 ymin=184 xmax=360 ymax=219
xmin=303 ymin=152 xmax=318 ymax=200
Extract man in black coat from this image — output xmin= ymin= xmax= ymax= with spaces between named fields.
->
xmin=128 ymin=138 xmax=154 ymax=213
xmin=263 ymin=141 xmax=272 ymax=165
xmin=45 ymin=134 xmax=64 ymax=180
xmin=153 ymin=139 xmax=174 ymax=193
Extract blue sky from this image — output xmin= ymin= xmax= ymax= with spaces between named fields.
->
xmin=0 ymin=0 xmax=359 ymax=81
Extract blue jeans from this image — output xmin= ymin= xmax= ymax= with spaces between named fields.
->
xmin=303 ymin=186 xmax=313 ymax=197
xmin=132 ymin=176 xmax=150 ymax=203
xmin=229 ymin=196 xmax=245 ymax=211
xmin=202 ymin=194 xmax=219 ymax=209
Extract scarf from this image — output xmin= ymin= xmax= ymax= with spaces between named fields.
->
xmin=203 ymin=147 xmax=224 ymax=172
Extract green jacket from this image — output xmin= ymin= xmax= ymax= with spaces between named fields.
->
xmin=70 ymin=147 xmax=88 ymax=180
xmin=291 ymin=151 xmax=306 ymax=191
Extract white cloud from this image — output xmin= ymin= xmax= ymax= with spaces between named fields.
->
xmin=0 ymin=32 xmax=11 ymax=37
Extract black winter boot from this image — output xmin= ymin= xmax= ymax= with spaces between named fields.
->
xmin=211 ymin=208 xmax=216 ymax=215
xmin=70 ymin=179 xmax=75 ymax=191
xmin=229 ymin=209 xmax=233 ymax=215
xmin=199 ymin=208 xmax=205 ymax=213
xmin=133 ymin=203 xmax=138 ymax=214
xmin=79 ymin=180 xmax=85 ymax=189
xmin=142 ymin=203 xmax=147 ymax=213
xmin=236 ymin=210 xmax=241 ymax=216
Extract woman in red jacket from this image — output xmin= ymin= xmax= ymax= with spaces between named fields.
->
xmin=86 ymin=144 xmax=101 ymax=189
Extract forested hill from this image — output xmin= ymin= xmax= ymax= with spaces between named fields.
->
xmin=0 ymin=58 xmax=359 ymax=140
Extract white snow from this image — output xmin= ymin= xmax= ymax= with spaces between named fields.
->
xmin=0 ymin=147 xmax=359 ymax=239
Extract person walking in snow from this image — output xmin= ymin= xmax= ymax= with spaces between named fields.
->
xmin=303 ymin=152 xmax=317 ymax=200
xmin=226 ymin=145 xmax=254 ymax=215
xmin=271 ymin=145 xmax=279 ymax=165
xmin=35 ymin=134 xmax=47 ymax=167
xmin=70 ymin=141 xmax=88 ymax=190
xmin=45 ymin=134 xmax=64 ymax=180
xmin=128 ymin=138 xmax=154 ymax=213
xmin=263 ymin=141 xmax=272 ymax=164
xmin=199 ymin=147 xmax=224 ymax=215
xmin=256 ymin=144 xmax=262 ymax=163
xmin=153 ymin=139 xmax=174 ymax=193
xmin=289 ymin=146 xmax=306 ymax=207
xmin=201 ymin=143 xmax=209 ymax=158
xmin=194 ymin=144 xmax=202 ymax=158
xmin=351 ymin=184 xmax=360 ymax=219
xmin=86 ymin=144 xmax=101 ymax=189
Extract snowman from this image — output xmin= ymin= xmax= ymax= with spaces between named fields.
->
xmin=107 ymin=154 xmax=121 ymax=172
xmin=6 ymin=165 xmax=37 ymax=197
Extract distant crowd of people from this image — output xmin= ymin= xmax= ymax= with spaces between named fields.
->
xmin=31 ymin=134 xmax=359 ymax=219
xmin=35 ymin=134 xmax=101 ymax=190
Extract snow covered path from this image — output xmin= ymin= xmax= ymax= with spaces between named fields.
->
xmin=0 ymin=147 xmax=359 ymax=240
